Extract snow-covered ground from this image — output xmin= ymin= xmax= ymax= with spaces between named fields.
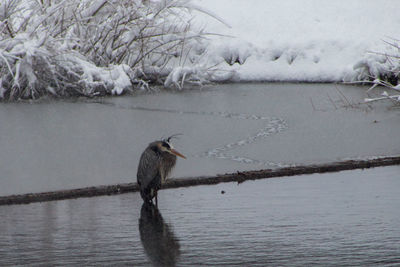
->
xmin=1 ymin=0 xmax=399 ymax=99
xmin=191 ymin=0 xmax=400 ymax=82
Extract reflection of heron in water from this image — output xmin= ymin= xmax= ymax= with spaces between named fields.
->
xmin=139 ymin=203 xmax=180 ymax=267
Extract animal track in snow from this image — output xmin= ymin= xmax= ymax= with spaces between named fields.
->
xmin=196 ymin=116 xmax=288 ymax=167
xmin=94 ymin=100 xmax=288 ymax=167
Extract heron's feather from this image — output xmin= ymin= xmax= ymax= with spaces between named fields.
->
xmin=137 ymin=147 xmax=162 ymax=190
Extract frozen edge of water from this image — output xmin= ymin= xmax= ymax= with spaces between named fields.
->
xmin=91 ymin=100 xmax=290 ymax=167
xmin=0 ymin=156 xmax=399 ymax=206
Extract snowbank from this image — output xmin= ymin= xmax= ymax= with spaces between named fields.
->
xmin=191 ymin=0 xmax=400 ymax=83
xmin=1 ymin=0 xmax=399 ymax=100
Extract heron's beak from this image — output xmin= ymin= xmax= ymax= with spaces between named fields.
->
xmin=170 ymin=149 xmax=186 ymax=159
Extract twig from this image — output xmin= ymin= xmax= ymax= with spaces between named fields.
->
xmin=327 ymin=93 xmax=338 ymax=110
xmin=309 ymin=97 xmax=316 ymax=111
xmin=335 ymin=84 xmax=354 ymax=108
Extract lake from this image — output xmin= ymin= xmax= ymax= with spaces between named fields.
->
xmin=0 ymin=166 xmax=399 ymax=266
xmin=0 ymin=83 xmax=399 ymax=196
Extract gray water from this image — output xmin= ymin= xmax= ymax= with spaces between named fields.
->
xmin=0 ymin=166 xmax=399 ymax=266
xmin=0 ymin=83 xmax=399 ymax=196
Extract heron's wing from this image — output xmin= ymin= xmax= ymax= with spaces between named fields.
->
xmin=137 ymin=148 xmax=161 ymax=189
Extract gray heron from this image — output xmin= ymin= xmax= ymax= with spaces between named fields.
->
xmin=137 ymin=135 xmax=186 ymax=206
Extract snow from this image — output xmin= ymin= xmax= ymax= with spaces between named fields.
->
xmin=190 ymin=0 xmax=400 ymax=82
xmin=1 ymin=0 xmax=400 ymax=99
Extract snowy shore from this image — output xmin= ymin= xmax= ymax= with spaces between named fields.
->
xmin=192 ymin=0 xmax=400 ymax=82
xmin=1 ymin=0 xmax=399 ymax=99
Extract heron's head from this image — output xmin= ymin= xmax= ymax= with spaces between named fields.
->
xmin=157 ymin=140 xmax=186 ymax=159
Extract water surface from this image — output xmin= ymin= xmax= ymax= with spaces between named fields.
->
xmin=1 ymin=166 xmax=399 ymax=266
xmin=0 ymin=83 xmax=399 ymax=195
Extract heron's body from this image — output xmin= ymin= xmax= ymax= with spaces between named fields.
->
xmin=137 ymin=138 xmax=185 ymax=205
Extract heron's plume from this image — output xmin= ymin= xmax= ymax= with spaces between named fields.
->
xmin=164 ymin=134 xmax=183 ymax=143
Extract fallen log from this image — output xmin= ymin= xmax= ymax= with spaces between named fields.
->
xmin=1 ymin=156 xmax=399 ymax=206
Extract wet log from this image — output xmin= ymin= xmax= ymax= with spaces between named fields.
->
xmin=1 ymin=156 xmax=399 ymax=206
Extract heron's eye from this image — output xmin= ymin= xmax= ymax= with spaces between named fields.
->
xmin=161 ymin=142 xmax=170 ymax=149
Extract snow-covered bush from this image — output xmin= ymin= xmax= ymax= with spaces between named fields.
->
xmin=0 ymin=0 xmax=217 ymax=100
xmin=364 ymin=79 xmax=400 ymax=104
xmin=354 ymin=39 xmax=400 ymax=85
xmin=353 ymin=39 xmax=400 ymax=103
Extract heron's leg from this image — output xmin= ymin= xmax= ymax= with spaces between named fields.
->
xmin=155 ymin=190 xmax=158 ymax=207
